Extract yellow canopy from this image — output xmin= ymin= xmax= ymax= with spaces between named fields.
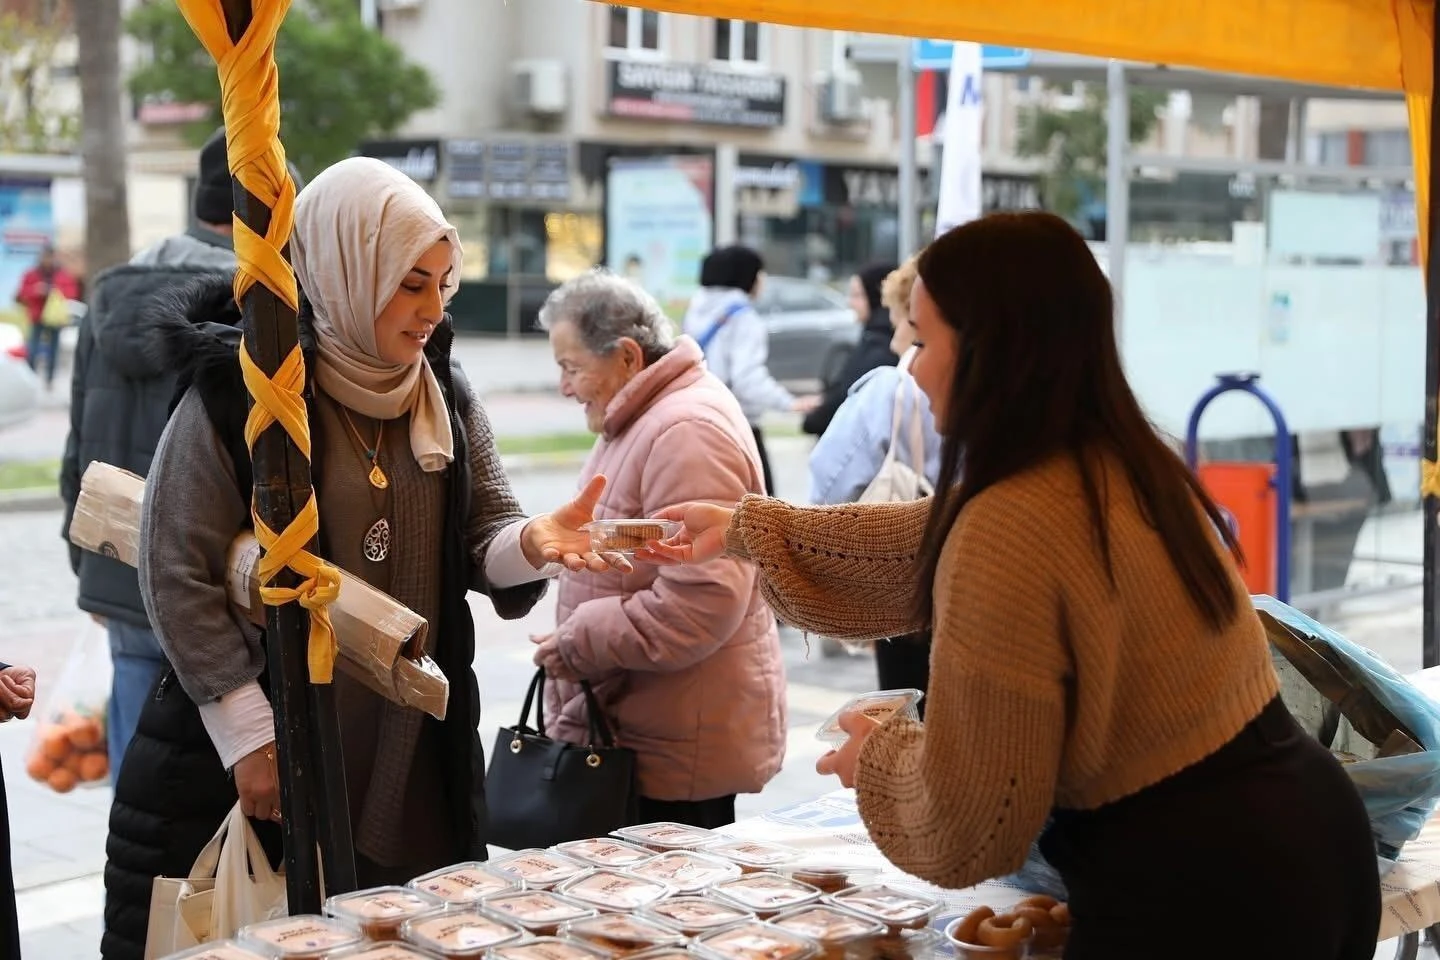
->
xmin=631 ymin=0 xmax=1435 ymax=262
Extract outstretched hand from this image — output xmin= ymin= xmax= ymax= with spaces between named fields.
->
xmin=632 ymin=502 xmax=736 ymax=566
xmin=522 ymin=475 xmax=633 ymax=574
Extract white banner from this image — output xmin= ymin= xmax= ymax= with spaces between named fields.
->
xmin=934 ymin=41 xmax=984 ymax=237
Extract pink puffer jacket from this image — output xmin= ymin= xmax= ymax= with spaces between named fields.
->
xmin=544 ymin=336 xmax=786 ymax=802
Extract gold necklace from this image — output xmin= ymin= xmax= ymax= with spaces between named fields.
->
xmin=339 ymin=408 xmax=389 ymax=490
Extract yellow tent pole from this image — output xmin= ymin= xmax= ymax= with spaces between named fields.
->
xmin=174 ymin=0 xmax=358 ymax=905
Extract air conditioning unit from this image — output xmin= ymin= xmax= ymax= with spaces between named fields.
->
xmin=820 ymin=71 xmax=864 ymax=125
xmin=512 ymin=60 xmax=568 ymax=118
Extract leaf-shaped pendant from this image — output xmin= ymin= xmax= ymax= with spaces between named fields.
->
xmin=368 ymin=463 xmax=389 ymax=490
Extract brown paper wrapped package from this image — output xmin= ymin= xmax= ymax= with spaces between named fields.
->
xmin=68 ymin=462 xmax=449 ymax=720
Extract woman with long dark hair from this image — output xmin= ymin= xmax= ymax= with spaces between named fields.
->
xmin=643 ymin=212 xmax=1380 ymax=959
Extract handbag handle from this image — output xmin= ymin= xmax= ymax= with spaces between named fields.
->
xmin=516 ymin=667 xmax=619 ymax=750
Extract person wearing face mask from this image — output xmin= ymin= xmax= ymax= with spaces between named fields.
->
xmin=100 ymin=158 xmax=623 ymax=960
xmin=801 ymin=260 xmax=899 ymax=438
xmin=532 ymin=269 xmax=785 ymax=828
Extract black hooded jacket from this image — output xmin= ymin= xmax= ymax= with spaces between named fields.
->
xmin=801 ymin=262 xmax=900 ymax=437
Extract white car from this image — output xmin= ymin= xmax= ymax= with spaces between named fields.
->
xmin=0 ymin=323 xmax=41 ymax=431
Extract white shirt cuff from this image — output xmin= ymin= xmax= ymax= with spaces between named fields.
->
xmin=485 ymin=517 xmax=565 ymax=588
xmin=197 ymin=680 xmax=275 ymax=770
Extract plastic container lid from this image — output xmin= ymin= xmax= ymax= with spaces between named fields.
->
xmin=691 ymin=921 xmax=820 ymax=960
xmin=815 ymin=690 xmax=924 ymax=742
xmin=777 ymin=862 xmax=880 ymax=896
xmin=555 ymin=838 xmax=656 ymax=869
xmin=557 ymin=869 xmax=671 ymax=912
xmin=626 ymin=850 xmax=740 ymax=894
xmin=640 ymin=895 xmax=755 ymax=935
xmin=483 ymin=890 xmax=598 ymax=932
xmin=624 ymin=950 xmax=692 ymax=960
xmin=160 ymin=942 xmax=270 ymax=960
xmin=584 ymin=520 xmax=681 ymax=556
xmin=331 ymin=944 xmax=437 ymax=960
xmin=824 ymin=885 xmax=942 ymax=930
xmin=611 ymin=822 xmax=718 ymax=851
xmin=399 ymin=906 xmax=526 ymax=957
xmin=487 ymin=937 xmax=611 ymax=960
xmin=704 ymin=839 xmax=799 ymax=871
xmin=769 ymin=905 xmax=886 ymax=945
xmin=238 ymin=914 xmax=365 ymax=958
xmin=409 ymin=862 xmax=519 ymax=904
xmin=490 ymin=849 xmax=588 ymax=889
xmin=560 ymin=912 xmax=688 ymax=955
xmin=323 ymin=886 xmax=440 ymax=936
xmin=709 ymin=873 xmax=823 ymax=915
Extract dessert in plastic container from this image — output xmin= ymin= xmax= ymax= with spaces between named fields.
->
xmin=408 ymin=861 xmax=519 ymax=904
xmin=560 ymin=912 xmax=688 ymax=956
xmin=487 ymin=936 xmax=611 ymax=960
xmin=640 ymin=895 xmax=754 ymax=935
xmin=815 ymin=690 xmax=924 ymax=743
xmin=626 ymin=849 xmax=740 ymax=893
xmin=584 ymin=520 xmax=681 ymax=556
xmin=555 ymin=838 xmax=656 ymax=869
xmin=709 ymin=873 xmax=823 ymax=918
xmin=331 ymin=945 xmax=438 ymax=960
xmin=769 ymin=904 xmax=886 ymax=952
xmin=161 ymin=942 xmax=271 ymax=960
xmin=611 ymin=821 xmax=717 ymax=852
xmin=556 ymin=869 xmax=672 ymax=912
xmin=624 ymin=949 xmax=692 ymax=960
xmin=870 ymin=926 xmax=946 ymax=960
xmin=704 ymin=839 xmax=798 ymax=874
xmin=238 ymin=914 xmax=365 ymax=958
xmin=777 ymin=862 xmax=879 ymax=897
xmin=691 ymin=921 xmax=820 ymax=960
xmin=491 ymin=849 xmax=588 ymax=889
xmin=324 ymin=886 xmax=441 ymax=941
xmin=482 ymin=890 xmax=598 ymax=936
xmin=401 ymin=906 xmax=527 ymax=958
xmin=824 ymin=885 xmax=940 ymax=933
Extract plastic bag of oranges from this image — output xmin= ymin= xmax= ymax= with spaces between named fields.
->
xmin=25 ymin=621 xmax=112 ymax=792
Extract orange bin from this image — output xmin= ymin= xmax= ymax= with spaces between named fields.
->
xmin=1196 ymin=462 xmax=1278 ymax=596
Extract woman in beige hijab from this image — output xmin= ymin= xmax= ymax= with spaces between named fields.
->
xmin=121 ymin=157 xmax=619 ymax=902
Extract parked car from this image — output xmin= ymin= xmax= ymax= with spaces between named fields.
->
xmin=0 ymin=323 xmax=39 ymax=431
xmin=753 ymin=276 xmax=859 ymax=390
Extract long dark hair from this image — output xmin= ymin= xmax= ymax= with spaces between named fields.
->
xmin=913 ymin=212 xmax=1242 ymax=629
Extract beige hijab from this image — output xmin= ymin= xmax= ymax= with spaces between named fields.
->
xmin=292 ymin=157 xmax=463 ymax=472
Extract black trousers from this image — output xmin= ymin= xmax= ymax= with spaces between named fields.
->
xmin=0 ymin=760 xmax=17 ymax=960
xmin=1040 ymin=697 xmax=1380 ymax=960
xmin=750 ymin=426 xmax=774 ymax=496
xmin=873 ymin=633 xmax=931 ymax=718
xmin=638 ymin=794 xmax=736 ymax=830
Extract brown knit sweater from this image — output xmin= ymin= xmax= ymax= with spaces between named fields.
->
xmin=725 ymin=453 xmax=1280 ymax=890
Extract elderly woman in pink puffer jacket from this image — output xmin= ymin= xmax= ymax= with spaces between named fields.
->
xmin=532 ymin=269 xmax=786 ymax=828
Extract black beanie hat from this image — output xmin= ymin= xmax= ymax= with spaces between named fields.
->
xmin=193 ymin=127 xmax=234 ymax=225
xmin=699 ymin=245 xmax=765 ymax=293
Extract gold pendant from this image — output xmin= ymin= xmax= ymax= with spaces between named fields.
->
xmin=368 ymin=463 xmax=389 ymax=490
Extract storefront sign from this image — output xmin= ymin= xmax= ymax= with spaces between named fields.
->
xmin=606 ymin=60 xmax=785 ymax=129
xmin=823 ymin=163 xmax=1040 ymax=213
xmin=357 ymin=139 xmax=441 ymax=182
xmin=445 ymin=139 xmax=571 ymax=202
xmin=734 ymin=160 xmax=801 ymax=191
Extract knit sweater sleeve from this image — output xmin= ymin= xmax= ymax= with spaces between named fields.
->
xmin=723 ymin=495 xmax=930 ymax=640
xmin=852 ymin=489 xmax=1069 ymax=889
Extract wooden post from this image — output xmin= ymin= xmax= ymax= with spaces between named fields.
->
xmin=216 ymin=0 xmax=358 ymax=911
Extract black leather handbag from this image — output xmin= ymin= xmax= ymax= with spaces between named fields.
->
xmin=484 ymin=668 xmax=639 ymax=850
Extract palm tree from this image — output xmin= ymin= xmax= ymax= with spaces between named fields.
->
xmin=76 ymin=0 xmax=131 ymax=279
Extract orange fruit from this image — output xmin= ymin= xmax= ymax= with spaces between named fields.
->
xmin=78 ymin=753 xmax=108 ymax=783
xmin=41 ymin=727 xmax=70 ymax=761
xmin=47 ymin=767 xmax=77 ymax=793
xmin=66 ymin=719 xmax=102 ymax=751
xmin=25 ymin=752 xmax=53 ymax=782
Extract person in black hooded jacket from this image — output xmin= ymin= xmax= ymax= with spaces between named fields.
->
xmin=801 ymin=261 xmax=899 ymax=437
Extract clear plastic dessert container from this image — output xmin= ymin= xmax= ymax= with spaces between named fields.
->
xmin=611 ymin=821 xmax=718 ymax=852
xmin=408 ymin=861 xmax=520 ymax=904
xmin=330 ymin=944 xmax=438 ymax=960
xmin=709 ymin=873 xmax=824 ymax=918
xmin=625 ymin=849 xmax=740 ymax=894
xmin=823 ymin=885 xmax=941 ymax=933
xmin=490 ymin=849 xmax=589 ymax=890
xmin=162 ymin=942 xmax=271 ymax=960
xmin=640 ymin=895 xmax=755 ymax=935
xmin=624 ymin=950 xmax=692 ymax=960
xmin=559 ymin=912 xmax=688 ymax=956
xmin=482 ymin=890 xmax=598 ymax=936
xmin=323 ymin=886 xmax=441 ymax=942
xmin=238 ymin=914 xmax=365 ymax=959
xmin=815 ymin=690 xmax=924 ymax=743
xmin=584 ymin=520 xmax=681 ymax=556
xmin=400 ymin=906 xmax=527 ymax=958
xmin=555 ymin=838 xmax=656 ymax=869
xmin=769 ymin=905 xmax=887 ymax=960
xmin=486 ymin=936 xmax=612 ymax=960
xmin=556 ymin=869 xmax=671 ymax=912
xmin=704 ymin=839 xmax=799 ymax=874
xmin=691 ymin=921 xmax=821 ymax=960
xmin=777 ymin=862 xmax=880 ymax=897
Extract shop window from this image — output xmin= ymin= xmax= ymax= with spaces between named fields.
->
xmin=714 ymin=18 xmax=762 ymax=64
xmin=608 ymin=5 xmax=661 ymax=55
